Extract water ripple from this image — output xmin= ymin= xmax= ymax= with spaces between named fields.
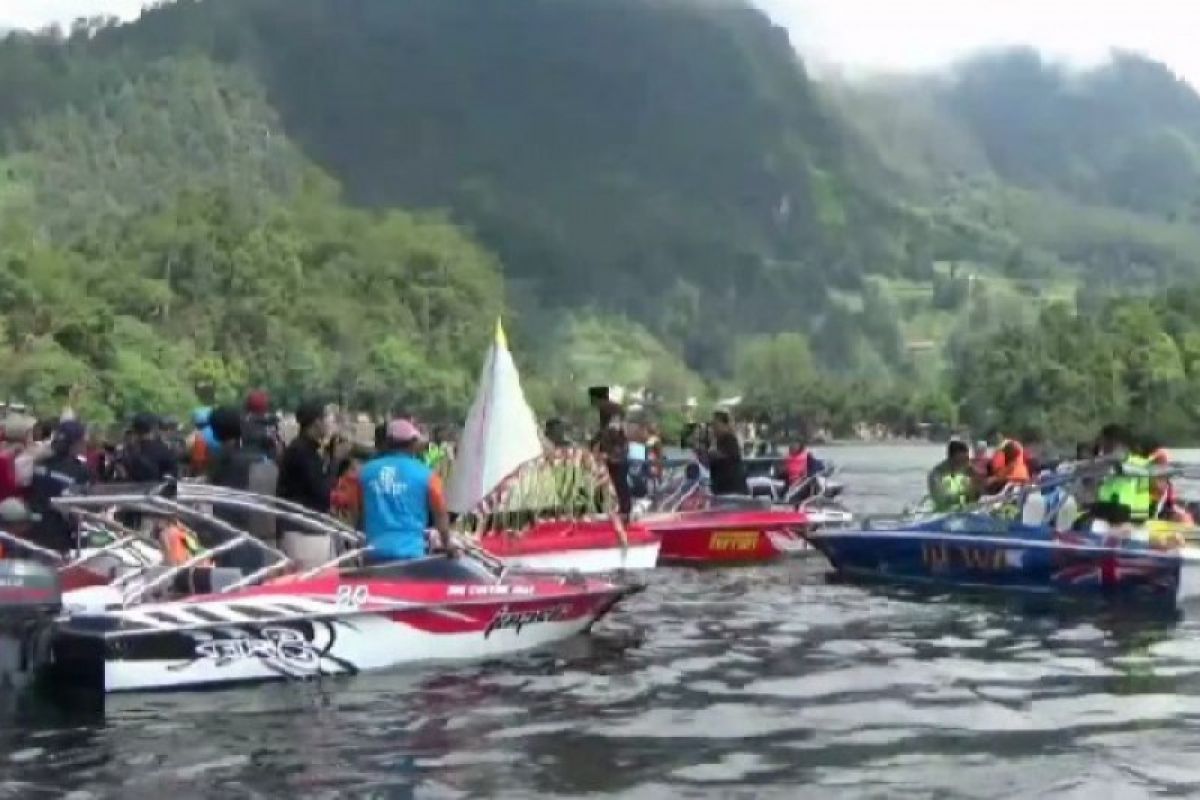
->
xmin=4 ymin=445 xmax=1200 ymax=796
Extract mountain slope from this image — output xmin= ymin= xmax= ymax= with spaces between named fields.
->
xmin=83 ymin=0 xmax=931 ymax=371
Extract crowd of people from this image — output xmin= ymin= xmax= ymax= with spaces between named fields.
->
xmin=570 ymin=396 xmax=829 ymax=516
xmin=925 ymin=424 xmax=1188 ymax=526
xmin=0 ymin=392 xmax=458 ymax=571
xmin=0 ymin=382 xmax=838 ymax=572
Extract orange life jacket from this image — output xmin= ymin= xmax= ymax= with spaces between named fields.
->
xmin=330 ymin=467 xmax=362 ymax=524
xmin=988 ymin=441 xmax=1030 ymax=487
xmin=188 ymin=433 xmax=209 ymax=475
xmin=160 ymin=523 xmax=211 ymax=567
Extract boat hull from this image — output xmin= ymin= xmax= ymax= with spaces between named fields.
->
xmin=641 ymin=510 xmax=812 ymax=565
xmin=479 ymin=520 xmax=661 ymax=573
xmin=492 ymin=543 xmax=661 ymax=573
xmin=26 ymin=564 xmax=638 ymax=694
xmin=809 ymin=528 xmax=1185 ymax=602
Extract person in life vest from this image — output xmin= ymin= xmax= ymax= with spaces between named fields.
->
xmin=330 ymin=444 xmax=370 ymax=528
xmin=158 ymin=519 xmax=213 ymax=568
xmin=985 ymin=439 xmax=1030 ymax=494
xmin=1093 ymin=424 xmax=1152 ymax=525
xmin=1139 ymin=437 xmax=1192 ymax=523
xmin=782 ymin=435 xmax=827 ymax=501
xmin=928 ymin=440 xmax=977 ymax=512
xmin=423 ymin=425 xmax=452 ymax=472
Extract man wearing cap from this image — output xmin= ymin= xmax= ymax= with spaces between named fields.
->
xmin=358 ymin=419 xmax=455 ymax=561
xmin=26 ymin=420 xmax=91 ymax=553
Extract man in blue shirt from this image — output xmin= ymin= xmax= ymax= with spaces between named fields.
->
xmin=357 ymin=419 xmax=455 ymax=561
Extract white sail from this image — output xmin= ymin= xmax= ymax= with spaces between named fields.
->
xmin=447 ymin=319 xmax=544 ymax=513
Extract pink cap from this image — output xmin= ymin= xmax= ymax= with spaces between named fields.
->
xmin=387 ymin=418 xmax=422 ymax=442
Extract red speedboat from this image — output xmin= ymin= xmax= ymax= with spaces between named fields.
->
xmin=640 ymin=507 xmax=812 ymax=565
xmin=637 ymin=476 xmax=853 ymax=565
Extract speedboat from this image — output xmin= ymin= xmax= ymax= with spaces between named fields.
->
xmin=0 ymin=484 xmax=640 ymax=694
xmin=46 ymin=557 xmax=635 ymax=694
xmin=446 ymin=320 xmax=661 ymax=573
xmin=637 ymin=475 xmax=850 ymax=565
xmin=807 ymin=484 xmax=1200 ymax=608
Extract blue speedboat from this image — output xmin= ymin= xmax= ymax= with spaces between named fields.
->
xmin=806 ymin=510 xmax=1200 ymax=607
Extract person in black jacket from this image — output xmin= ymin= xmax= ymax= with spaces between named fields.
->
xmin=27 ymin=420 xmax=91 ymax=553
xmin=121 ymin=412 xmax=178 ymax=483
xmin=276 ymin=401 xmax=332 ymax=513
xmin=706 ymin=410 xmax=748 ymax=496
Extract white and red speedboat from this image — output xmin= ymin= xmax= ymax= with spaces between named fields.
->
xmin=0 ymin=485 xmax=639 ymax=694
xmin=446 ymin=321 xmax=660 ymax=573
xmin=45 ymin=555 xmax=634 ymax=693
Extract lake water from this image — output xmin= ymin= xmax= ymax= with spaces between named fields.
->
xmin=6 ymin=444 xmax=1200 ymax=798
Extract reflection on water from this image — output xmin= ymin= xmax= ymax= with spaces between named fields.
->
xmin=4 ymin=445 xmax=1200 ymax=798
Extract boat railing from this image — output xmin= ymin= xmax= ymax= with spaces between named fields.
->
xmin=0 ymin=528 xmax=66 ymax=564
xmin=648 ymin=478 xmax=706 ymax=514
xmin=292 ymin=545 xmax=377 ymax=583
xmin=53 ymin=487 xmax=313 ymax=606
xmin=53 ymin=484 xmax=508 ymax=605
xmin=65 ymin=508 xmax=164 ymax=570
xmin=784 ymin=467 xmax=840 ymax=508
xmin=177 ymin=483 xmax=364 ymax=543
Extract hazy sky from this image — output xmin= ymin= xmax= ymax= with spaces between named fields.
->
xmin=3 ymin=0 xmax=1199 ymax=87
xmin=757 ymin=0 xmax=1199 ymax=86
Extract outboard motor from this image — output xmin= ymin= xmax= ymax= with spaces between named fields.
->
xmin=0 ymin=560 xmax=62 ymax=627
xmin=0 ymin=560 xmax=62 ymax=689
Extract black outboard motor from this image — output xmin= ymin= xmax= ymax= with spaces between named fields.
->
xmin=0 ymin=560 xmax=62 ymax=688
xmin=0 ymin=560 xmax=62 ymax=627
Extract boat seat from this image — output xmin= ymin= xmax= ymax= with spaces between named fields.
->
xmin=340 ymin=556 xmax=495 ymax=583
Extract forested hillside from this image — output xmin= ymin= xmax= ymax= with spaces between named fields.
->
xmin=3 ymin=1 xmax=1200 ymax=437
xmin=87 ymin=0 xmax=941 ymax=375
